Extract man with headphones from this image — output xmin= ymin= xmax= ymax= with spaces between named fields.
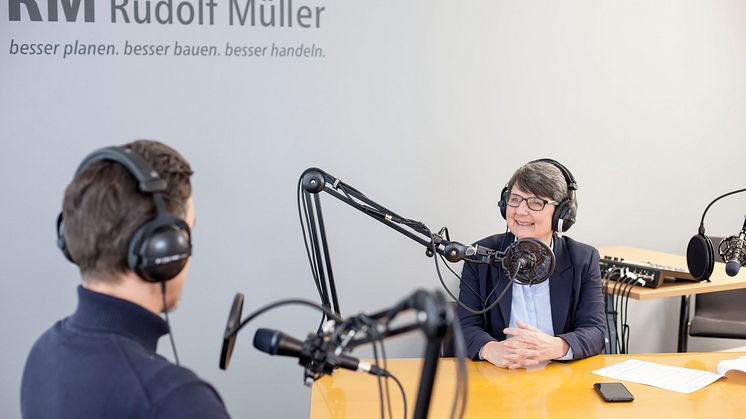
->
xmin=21 ymin=141 xmax=231 ymax=418
xmin=457 ymin=159 xmax=605 ymax=368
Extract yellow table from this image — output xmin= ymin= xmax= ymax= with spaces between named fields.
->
xmin=310 ymin=353 xmax=746 ymax=418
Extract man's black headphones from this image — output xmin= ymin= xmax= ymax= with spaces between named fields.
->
xmin=498 ymin=158 xmax=579 ymax=233
xmin=56 ymin=146 xmax=192 ymax=283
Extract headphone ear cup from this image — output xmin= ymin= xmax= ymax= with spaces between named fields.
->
xmin=56 ymin=213 xmax=75 ymax=264
xmin=129 ymin=218 xmax=192 ymax=283
xmin=498 ymin=186 xmax=509 ymax=220
xmin=552 ymin=199 xmax=577 ymax=233
xmin=687 ymin=233 xmax=715 ymax=281
xmin=128 ymin=223 xmax=148 ymax=278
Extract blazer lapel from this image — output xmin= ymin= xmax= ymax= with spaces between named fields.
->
xmin=549 ymin=235 xmax=574 ymax=334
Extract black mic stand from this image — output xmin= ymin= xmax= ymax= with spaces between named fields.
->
xmin=220 ymin=289 xmax=465 ymax=419
xmin=377 ymin=290 xmax=456 ymax=419
xmin=311 ymin=289 xmax=460 ymax=419
xmin=300 ymin=167 xmax=502 ymax=317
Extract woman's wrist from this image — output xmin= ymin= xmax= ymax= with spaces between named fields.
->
xmin=553 ymin=337 xmax=570 ymax=359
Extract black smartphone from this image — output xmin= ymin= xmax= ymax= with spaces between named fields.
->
xmin=594 ymin=382 xmax=634 ymax=402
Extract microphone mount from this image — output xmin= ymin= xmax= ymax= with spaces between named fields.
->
xmin=299 ymin=331 xmax=343 ymax=384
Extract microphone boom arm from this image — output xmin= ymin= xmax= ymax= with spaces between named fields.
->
xmin=300 ymin=167 xmax=502 ymax=317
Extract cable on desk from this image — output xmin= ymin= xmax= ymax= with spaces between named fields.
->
xmin=379 ymin=340 xmax=396 ymax=419
xmin=388 ymin=373 xmax=407 ymax=419
xmin=602 ymin=267 xmax=626 ymax=354
xmin=450 ymin=309 xmax=469 ymax=419
xmin=601 ymin=268 xmax=614 ymax=354
xmin=371 ymin=340 xmax=387 ymax=419
xmin=617 ymin=272 xmax=635 ymax=353
xmin=611 ymin=269 xmax=624 ymax=353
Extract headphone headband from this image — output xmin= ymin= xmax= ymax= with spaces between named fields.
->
xmin=529 ymin=158 xmax=578 ymax=191
xmin=76 ymin=146 xmax=167 ymax=193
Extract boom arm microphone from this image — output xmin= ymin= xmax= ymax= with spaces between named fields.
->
xmin=719 ymin=215 xmax=746 ymax=277
xmin=502 ymin=239 xmax=556 ymax=285
xmin=252 ymin=328 xmax=390 ymax=378
xmin=687 ymin=188 xmax=746 ymax=281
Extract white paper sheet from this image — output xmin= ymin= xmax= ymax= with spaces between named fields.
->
xmin=590 ymin=359 xmax=723 ymax=394
xmin=717 ymin=355 xmax=746 ymax=375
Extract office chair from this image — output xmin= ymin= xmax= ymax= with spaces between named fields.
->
xmin=689 ymin=237 xmax=746 ymax=340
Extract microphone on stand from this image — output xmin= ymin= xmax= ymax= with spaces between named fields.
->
xmin=442 ymin=237 xmax=556 ymax=284
xmin=686 ymin=188 xmax=746 ymax=281
xmin=502 ymin=239 xmax=556 ymax=285
xmin=252 ymin=328 xmax=390 ymax=380
xmin=719 ymin=215 xmax=746 ymax=277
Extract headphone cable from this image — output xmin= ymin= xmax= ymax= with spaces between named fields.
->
xmin=161 ymin=281 xmax=181 ymax=366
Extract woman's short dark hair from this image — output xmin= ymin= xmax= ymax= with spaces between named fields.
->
xmin=61 ymin=140 xmax=193 ymax=282
xmin=507 ymin=161 xmax=568 ymax=203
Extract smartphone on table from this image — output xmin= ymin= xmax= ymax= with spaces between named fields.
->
xmin=594 ymin=382 xmax=634 ymax=402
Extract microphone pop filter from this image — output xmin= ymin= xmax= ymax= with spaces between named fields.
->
xmin=502 ymin=238 xmax=555 ymax=285
xmin=220 ymin=293 xmax=245 ymax=370
xmin=686 ymin=234 xmax=714 ymax=281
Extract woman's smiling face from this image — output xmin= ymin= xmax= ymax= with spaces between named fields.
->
xmin=505 ymin=184 xmax=555 ymax=245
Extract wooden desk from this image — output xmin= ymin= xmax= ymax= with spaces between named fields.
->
xmin=597 ymin=246 xmax=746 ymax=351
xmin=310 ymin=353 xmax=746 ymax=419
xmin=598 ymin=246 xmax=746 ymax=300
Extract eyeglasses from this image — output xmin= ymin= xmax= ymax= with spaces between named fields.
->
xmin=506 ymin=194 xmax=559 ymax=211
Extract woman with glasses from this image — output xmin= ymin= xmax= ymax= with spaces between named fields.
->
xmin=457 ymin=160 xmax=605 ymax=368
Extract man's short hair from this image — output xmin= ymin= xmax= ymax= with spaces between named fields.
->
xmin=507 ymin=161 xmax=568 ymax=204
xmin=62 ymin=140 xmax=193 ymax=282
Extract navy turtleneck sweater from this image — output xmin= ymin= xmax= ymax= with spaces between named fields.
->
xmin=21 ymin=286 xmax=231 ymax=419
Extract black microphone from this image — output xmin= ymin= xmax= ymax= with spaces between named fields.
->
xmin=502 ymin=239 xmax=556 ymax=285
xmin=719 ymin=217 xmax=746 ymax=277
xmin=513 ymin=251 xmax=536 ymax=271
xmin=252 ymin=328 xmax=389 ymax=377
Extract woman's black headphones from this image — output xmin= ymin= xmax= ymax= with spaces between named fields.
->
xmin=498 ymin=158 xmax=579 ymax=233
xmin=56 ymin=146 xmax=192 ymax=283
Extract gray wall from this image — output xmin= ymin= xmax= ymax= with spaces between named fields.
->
xmin=2 ymin=1 xmax=746 ymax=417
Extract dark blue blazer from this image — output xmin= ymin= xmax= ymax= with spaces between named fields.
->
xmin=457 ymin=233 xmax=605 ymax=361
